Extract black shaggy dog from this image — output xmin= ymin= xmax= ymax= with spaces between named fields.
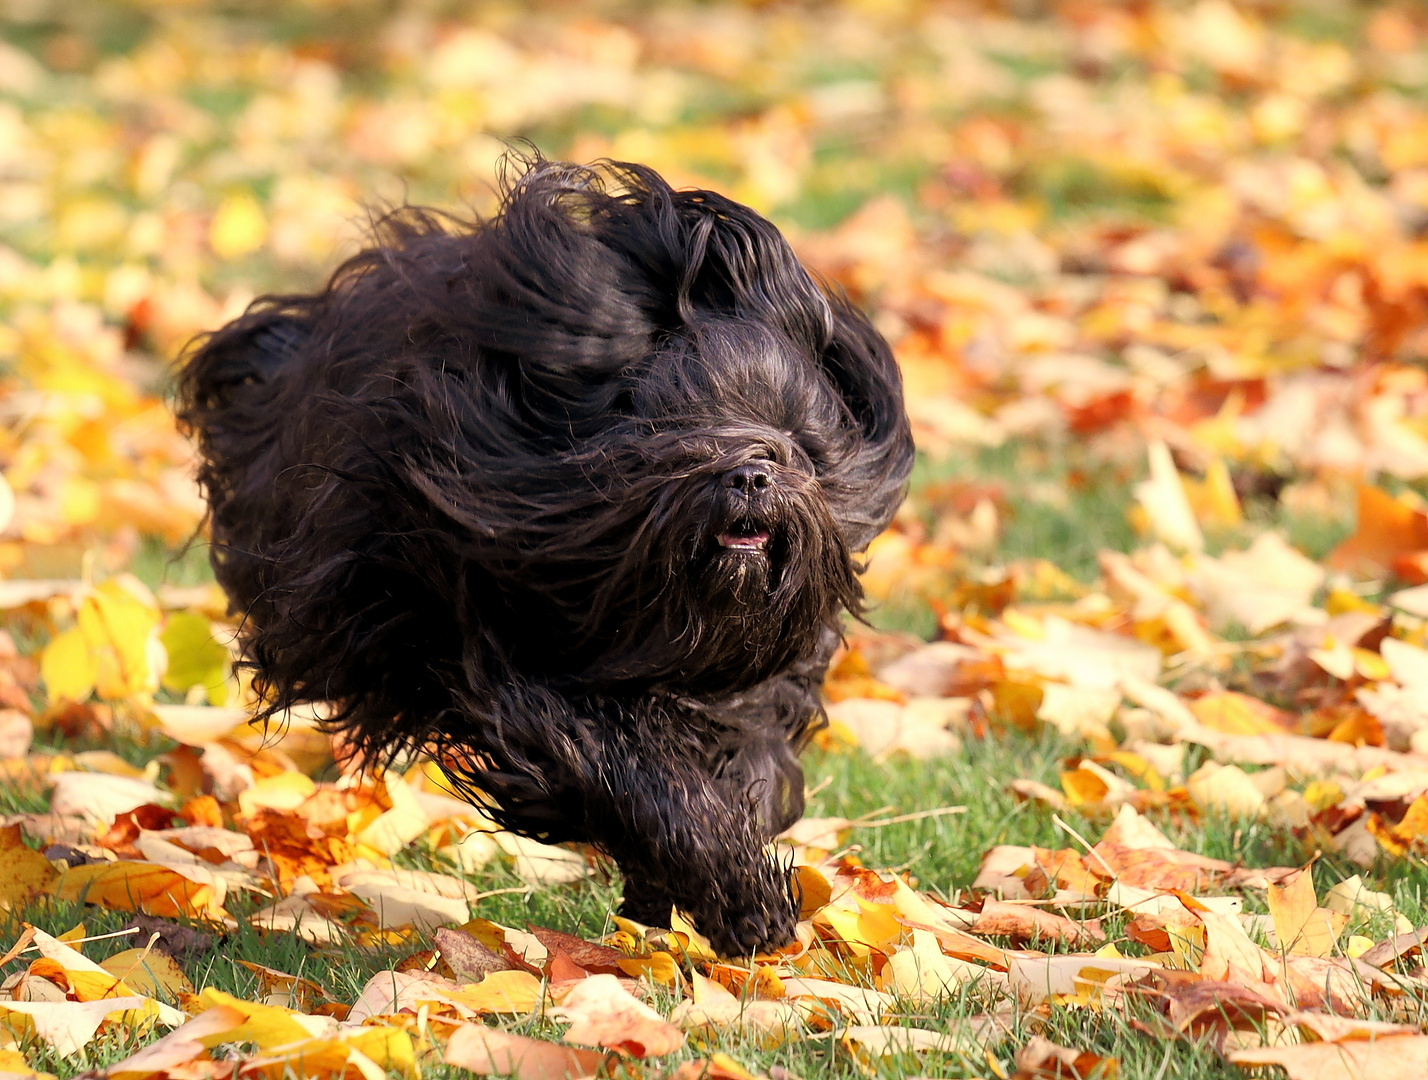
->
xmin=176 ymin=159 xmax=914 ymax=955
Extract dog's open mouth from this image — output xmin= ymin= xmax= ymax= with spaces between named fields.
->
xmin=717 ymin=521 xmax=771 ymax=552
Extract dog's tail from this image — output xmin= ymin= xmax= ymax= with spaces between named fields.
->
xmin=174 ymin=300 xmax=313 ymax=613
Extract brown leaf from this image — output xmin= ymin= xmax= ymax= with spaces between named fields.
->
xmin=1124 ymin=912 xmax=1198 ymax=953
xmin=970 ymin=900 xmax=1105 ymax=947
xmin=434 ymin=926 xmax=517 ymax=981
xmin=527 ymin=925 xmax=627 ymax=975
xmin=1013 ymin=1035 xmax=1118 ymax=1079
xmin=1162 ymin=980 xmax=1283 ymax=1036
xmin=1089 ymin=843 xmax=1229 ymax=892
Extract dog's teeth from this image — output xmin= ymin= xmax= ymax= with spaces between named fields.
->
xmin=718 ymin=530 xmax=770 ymax=551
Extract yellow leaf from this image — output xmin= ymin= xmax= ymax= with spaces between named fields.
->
xmin=41 ymin=626 xmax=96 ymax=704
xmin=192 ymin=988 xmax=332 ymax=1049
xmin=1368 ymin=794 xmax=1428 ymax=857
xmin=616 ymin=951 xmax=680 ymax=986
xmin=442 ymin=969 xmax=545 ymax=1014
xmin=1134 ymin=439 xmax=1203 ymax=553
xmin=159 ymin=612 xmax=230 ymax=704
xmin=0 ymin=825 xmax=57 ymax=909
xmin=1302 ymin=779 xmax=1343 ymax=813
xmin=1267 ymin=871 xmax=1327 ymax=957
xmin=99 ymin=947 xmax=194 ymax=1000
xmin=244 ymin=1028 xmax=417 ymax=1080
xmin=1189 ymin=692 xmax=1290 ymax=736
xmin=210 ymin=192 xmax=268 ymax=259
xmin=0 ymin=1047 xmax=55 ymax=1080
xmin=1184 ymin=457 xmax=1242 ymax=528
xmin=237 ymin=771 xmax=317 ymax=818
xmin=355 ymin=774 xmax=431 ymax=856
xmin=1186 ymin=762 xmax=1266 ymax=817
xmin=58 ymin=476 xmax=101 ymax=526
xmin=1060 ymin=766 xmax=1110 ymax=807
xmin=29 ymin=928 xmax=142 ymax=1002
xmin=668 ymin=909 xmax=718 ymax=963
xmin=73 ymin=580 xmax=163 ymax=701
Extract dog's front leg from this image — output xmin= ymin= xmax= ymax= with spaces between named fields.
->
xmin=596 ymin=744 xmax=798 ymax=957
xmin=452 ymin=687 xmax=798 ymax=956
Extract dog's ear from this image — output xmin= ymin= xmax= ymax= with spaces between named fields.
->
xmin=580 ymin=163 xmax=831 ymax=350
xmin=817 ymin=290 xmax=916 ymax=550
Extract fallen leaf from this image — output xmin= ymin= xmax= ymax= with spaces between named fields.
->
xmin=1231 ymin=1034 xmax=1428 ymax=1080
xmin=103 ymin=1003 xmax=247 ymax=1080
xmin=550 ymin=974 xmax=684 ymax=1056
xmin=51 ymin=860 xmax=226 ymax=919
xmin=841 ymin=1024 xmax=975 ymax=1063
xmin=1329 ymin=485 xmax=1428 ymax=577
xmin=1014 ymin=1035 xmax=1118 ymax=1079
xmin=0 ymin=824 xmax=57 ymax=908
xmin=445 ymin=1024 xmax=606 ymax=1080
xmin=971 ymin=900 xmax=1105 ymax=947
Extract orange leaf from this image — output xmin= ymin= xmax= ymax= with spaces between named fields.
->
xmin=1367 ymin=795 xmax=1428 ymax=857
xmin=1328 ymin=485 xmax=1428 ymax=577
xmin=50 ymin=861 xmax=226 ymax=919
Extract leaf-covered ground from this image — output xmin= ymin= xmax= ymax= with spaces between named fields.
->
xmin=5 ymin=1 xmax=1428 ymax=1078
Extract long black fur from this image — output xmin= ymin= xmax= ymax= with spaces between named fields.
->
xmin=175 ymin=158 xmax=914 ymax=955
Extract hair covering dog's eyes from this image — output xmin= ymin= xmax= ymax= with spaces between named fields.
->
xmin=175 ymin=155 xmax=914 ymax=957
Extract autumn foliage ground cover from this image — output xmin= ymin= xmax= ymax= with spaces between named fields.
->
xmin=7 ymin=0 xmax=1428 ymax=1077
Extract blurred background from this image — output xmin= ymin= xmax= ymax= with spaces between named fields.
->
xmin=1 ymin=0 xmax=1427 ymax=651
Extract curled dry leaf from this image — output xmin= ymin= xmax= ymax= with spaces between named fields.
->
xmin=971 ymin=900 xmax=1105 ymax=947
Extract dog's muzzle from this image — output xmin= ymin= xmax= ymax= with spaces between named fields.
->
xmin=717 ymin=462 xmax=774 ymax=552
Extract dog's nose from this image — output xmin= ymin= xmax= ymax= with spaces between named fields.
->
xmin=723 ymin=463 xmax=772 ymax=493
